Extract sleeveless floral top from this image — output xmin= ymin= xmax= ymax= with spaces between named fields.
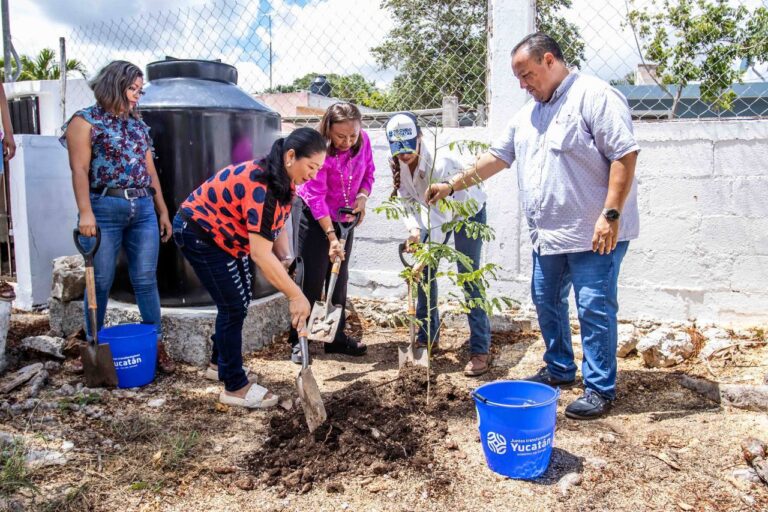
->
xmin=59 ymin=104 xmax=153 ymax=189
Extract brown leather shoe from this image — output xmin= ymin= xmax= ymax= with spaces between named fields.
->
xmin=157 ymin=342 xmax=176 ymax=374
xmin=464 ymin=353 xmax=491 ymax=377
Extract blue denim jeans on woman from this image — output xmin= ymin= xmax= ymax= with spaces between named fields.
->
xmin=531 ymin=241 xmax=629 ymax=400
xmin=172 ymin=213 xmax=252 ymax=392
xmin=417 ymin=204 xmax=491 ymax=354
xmin=76 ymin=192 xmax=161 ymax=342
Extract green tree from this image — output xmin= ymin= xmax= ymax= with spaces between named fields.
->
xmin=374 ymin=137 xmax=515 ymax=398
xmin=609 ymin=71 xmax=636 ymax=86
xmin=371 ymin=0 xmax=585 ymax=111
xmin=371 ymin=0 xmax=488 ymax=111
xmin=1 ymin=48 xmax=87 ymax=82
xmin=536 ymin=0 xmax=586 ymax=68
xmin=263 ymin=72 xmax=388 ymax=110
xmin=628 ymin=0 xmax=768 ymax=118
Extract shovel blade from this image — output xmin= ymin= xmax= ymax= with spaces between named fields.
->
xmin=296 ymin=367 xmax=327 ymax=433
xmin=80 ymin=343 xmax=119 ymax=388
xmin=398 ymin=344 xmax=429 ymax=368
xmin=307 ymin=302 xmax=343 ymax=343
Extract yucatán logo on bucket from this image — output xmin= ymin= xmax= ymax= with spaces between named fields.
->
xmin=486 ymin=432 xmax=507 ymax=455
xmin=114 ymin=353 xmax=143 ymax=370
xmin=487 ymin=431 xmax=553 ymax=456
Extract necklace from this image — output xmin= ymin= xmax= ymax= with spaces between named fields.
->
xmin=335 ymin=153 xmax=354 ymax=207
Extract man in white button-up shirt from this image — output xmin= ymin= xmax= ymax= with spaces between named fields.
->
xmin=386 ymin=112 xmax=492 ymax=376
xmin=427 ymin=33 xmax=639 ymax=419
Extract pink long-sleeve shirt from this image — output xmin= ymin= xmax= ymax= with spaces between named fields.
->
xmin=297 ymin=130 xmax=375 ymax=222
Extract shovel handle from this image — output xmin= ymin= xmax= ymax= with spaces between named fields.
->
xmin=336 ymin=207 xmax=360 ymax=240
xmin=298 ymin=327 xmax=310 ymax=370
xmin=73 ymin=227 xmax=101 ymax=264
xmin=398 ymin=242 xmax=412 ymax=269
xmin=330 ymin=239 xmax=345 ymax=275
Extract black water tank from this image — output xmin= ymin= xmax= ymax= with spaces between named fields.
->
xmin=310 ymin=75 xmax=332 ymax=97
xmin=111 ymin=58 xmax=281 ymax=306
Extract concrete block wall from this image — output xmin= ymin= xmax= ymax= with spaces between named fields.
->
xmin=9 ymin=135 xmax=79 ymax=309
xmin=349 ymin=119 xmax=768 ymax=327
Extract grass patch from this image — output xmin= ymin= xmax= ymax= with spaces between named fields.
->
xmin=107 ymin=414 xmax=161 ymax=444
xmin=160 ymin=431 xmax=200 ymax=471
xmin=0 ymin=438 xmax=36 ymax=496
xmin=38 ymin=484 xmax=95 ymax=512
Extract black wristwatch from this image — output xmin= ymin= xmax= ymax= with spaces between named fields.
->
xmin=441 ymin=180 xmax=455 ymax=197
xmin=602 ymin=208 xmax=621 ymax=221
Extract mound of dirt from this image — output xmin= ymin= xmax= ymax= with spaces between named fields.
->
xmin=244 ymin=366 xmax=467 ymax=493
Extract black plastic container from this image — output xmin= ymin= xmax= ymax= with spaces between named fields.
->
xmin=111 ymin=58 xmax=281 ymax=306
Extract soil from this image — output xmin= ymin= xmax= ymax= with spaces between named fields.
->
xmin=245 ymin=366 xmax=461 ymax=494
xmin=0 ymin=304 xmax=767 ymax=512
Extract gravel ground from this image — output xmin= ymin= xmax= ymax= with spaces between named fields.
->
xmin=0 ymin=305 xmax=766 ymax=511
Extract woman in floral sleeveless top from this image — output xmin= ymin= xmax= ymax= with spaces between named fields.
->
xmin=60 ymin=60 xmax=175 ymax=373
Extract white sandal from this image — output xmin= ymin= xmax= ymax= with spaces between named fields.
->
xmin=204 ymin=365 xmax=257 ymax=383
xmin=219 ymin=384 xmax=278 ymax=409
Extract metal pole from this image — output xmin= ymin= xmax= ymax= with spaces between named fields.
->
xmin=59 ymin=37 xmax=67 ymax=125
xmin=268 ymin=15 xmax=273 ymax=90
xmin=2 ymin=0 xmax=11 ymax=82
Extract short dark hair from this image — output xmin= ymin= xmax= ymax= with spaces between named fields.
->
xmin=90 ymin=60 xmax=144 ymax=119
xmin=512 ymin=32 xmax=565 ymax=63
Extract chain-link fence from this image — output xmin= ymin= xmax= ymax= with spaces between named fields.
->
xmin=548 ymin=0 xmax=768 ymax=120
xmin=66 ymin=0 xmax=489 ymax=129
xmin=63 ymin=0 xmax=768 ymax=125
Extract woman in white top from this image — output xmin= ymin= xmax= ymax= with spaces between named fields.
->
xmin=386 ymin=112 xmax=492 ymax=376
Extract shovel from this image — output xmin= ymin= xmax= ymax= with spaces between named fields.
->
xmin=290 ymin=257 xmax=327 ymax=432
xmin=307 ymin=207 xmax=361 ymax=343
xmin=397 ymin=242 xmax=429 ymax=368
xmin=73 ymin=227 xmax=119 ymax=388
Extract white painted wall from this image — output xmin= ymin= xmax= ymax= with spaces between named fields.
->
xmin=3 ymin=79 xmax=94 ymax=136
xmin=10 ymin=135 xmax=78 ymax=309
xmin=349 ymin=119 xmax=768 ymax=327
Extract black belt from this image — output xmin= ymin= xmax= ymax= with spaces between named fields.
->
xmin=91 ymin=187 xmax=156 ymax=199
xmin=177 ymin=209 xmax=214 ymax=241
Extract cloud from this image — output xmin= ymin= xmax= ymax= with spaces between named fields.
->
xmin=11 ymin=0 xmax=394 ymax=94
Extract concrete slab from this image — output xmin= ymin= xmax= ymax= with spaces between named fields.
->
xmin=49 ymin=293 xmax=290 ymax=367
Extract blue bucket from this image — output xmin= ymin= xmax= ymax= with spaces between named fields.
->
xmin=98 ymin=323 xmax=157 ymax=388
xmin=472 ymin=380 xmax=559 ymax=479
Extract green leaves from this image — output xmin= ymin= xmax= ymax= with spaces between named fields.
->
xmin=628 ymin=0 xmax=768 ymax=117
xmin=0 ymin=47 xmax=87 ymax=82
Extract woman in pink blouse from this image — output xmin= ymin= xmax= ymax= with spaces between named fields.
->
xmin=289 ymin=102 xmax=375 ymax=363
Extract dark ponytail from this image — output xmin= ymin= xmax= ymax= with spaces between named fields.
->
xmin=260 ymin=127 xmax=327 ymax=203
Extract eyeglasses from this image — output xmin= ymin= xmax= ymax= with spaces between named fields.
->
xmin=127 ymin=86 xmax=145 ymax=96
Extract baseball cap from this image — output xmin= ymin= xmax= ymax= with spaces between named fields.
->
xmin=385 ymin=112 xmax=421 ymax=156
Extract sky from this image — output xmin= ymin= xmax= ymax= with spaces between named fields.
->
xmin=5 ymin=0 xmax=767 ymax=92
xmin=7 ymin=0 xmax=395 ymax=91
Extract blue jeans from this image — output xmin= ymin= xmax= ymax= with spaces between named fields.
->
xmin=172 ymin=214 xmax=252 ymax=392
xmin=417 ymin=205 xmax=491 ymax=354
xmin=531 ymin=242 xmax=629 ymax=400
xmin=76 ymin=193 xmax=161 ymax=342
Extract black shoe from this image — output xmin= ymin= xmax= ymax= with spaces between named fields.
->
xmin=290 ymin=343 xmax=307 ymax=365
xmin=324 ymin=337 xmax=367 ymax=356
xmin=565 ymin=389 xmax=613 ymax=420
xmin=523 ymin=366 xmax=576 ymax=387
